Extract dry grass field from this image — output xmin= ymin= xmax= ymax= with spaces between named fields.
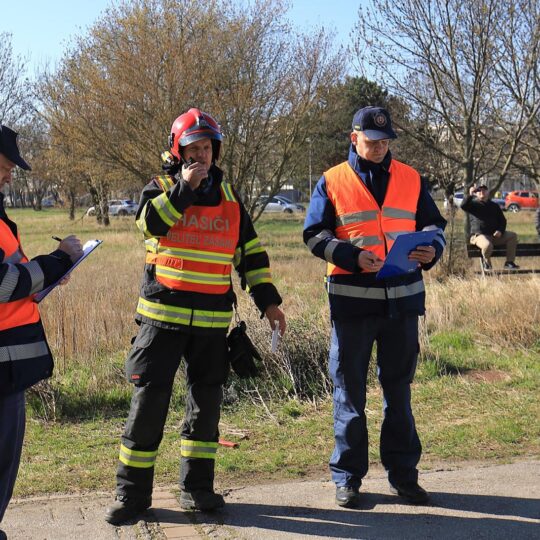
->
xmin=6 ymin=206 xmax=540 ymax=496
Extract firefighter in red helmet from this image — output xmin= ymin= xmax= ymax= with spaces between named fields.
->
xmin=105 ymin=108 xmax=286 ymax=524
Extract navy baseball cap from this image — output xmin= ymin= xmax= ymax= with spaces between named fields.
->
xmin=352 ymin=106 xmax=397 ymax=140
xmin=0 ymin=125 xmax=31 ymax=170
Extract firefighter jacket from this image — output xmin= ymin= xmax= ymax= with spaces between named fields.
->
xmin=303 ymin=148 xmax=446 ymax=320
xmin=134 ymin=164 xmax=282 ymax=334
xmin=0 ymin=194 xmax=74 ymax=394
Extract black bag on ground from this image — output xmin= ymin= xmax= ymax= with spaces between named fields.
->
xmin=227 ymin=320 xmax=262 ymax=378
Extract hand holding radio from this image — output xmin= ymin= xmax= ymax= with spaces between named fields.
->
xmin=182 ymin=158 xmax=208 ymax=190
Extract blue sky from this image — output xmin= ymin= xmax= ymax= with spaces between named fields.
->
xmin=1 ymin=0 xmax=362 ymax=76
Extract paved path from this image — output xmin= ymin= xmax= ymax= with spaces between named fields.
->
xmin=2 ymin=460 xmax=539 ymax=539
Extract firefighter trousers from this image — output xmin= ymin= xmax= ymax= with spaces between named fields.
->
xmin=115 ymin=323 xmax=229 ymax=500
xmin=329 ymin=315 xmax=421 ymax=489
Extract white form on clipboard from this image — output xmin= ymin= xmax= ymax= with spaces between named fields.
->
xmin=34 ymin=239 xmax=103 ymax=303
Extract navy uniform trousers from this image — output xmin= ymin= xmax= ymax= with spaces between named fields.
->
xmin=0 ymin=391 xmax=25 ymax=523
xmin=329 ymin=315 xmax=421 ymax=489
xmin=116 ymin=323 xmax=229 ymax=500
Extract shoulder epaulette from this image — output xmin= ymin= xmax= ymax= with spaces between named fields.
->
xmin=154 ymin=175 xmax=176 ymax=192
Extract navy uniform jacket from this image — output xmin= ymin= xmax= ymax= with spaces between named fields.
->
xmin=303 ymin=147 xmax=446 ymax=319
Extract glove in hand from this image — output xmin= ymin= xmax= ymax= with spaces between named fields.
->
xmin=227 ymin=321 xmax=262 ymax=378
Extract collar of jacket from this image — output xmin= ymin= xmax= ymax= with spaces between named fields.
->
xmin=348 ymin=144 xmax=392 ymax=177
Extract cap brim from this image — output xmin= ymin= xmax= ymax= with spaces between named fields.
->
xmin=363 ymin=129 xmax=397 ymax=141
xmin=13 ymin=155 xmax=31 ymax=171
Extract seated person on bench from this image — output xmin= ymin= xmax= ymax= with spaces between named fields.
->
xmin=461 ymin=185 xmax=519 ymax=270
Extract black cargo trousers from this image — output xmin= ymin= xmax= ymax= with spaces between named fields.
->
xmin=115 ymin=322 xmax=229 ymax=500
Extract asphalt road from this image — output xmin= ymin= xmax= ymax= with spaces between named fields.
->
xmin=2 ymin=460 xmax=539 ymax=539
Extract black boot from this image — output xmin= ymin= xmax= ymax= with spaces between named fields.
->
xmin=335 ymin=486 xmax=361 ymax=508
xmin=104 ymin=495 xmax=152 ymax=525
xmin=390 ymin=481 xmax=429 ymax=504
xmin=179 ymin=489 xmax=225 ymax=511
xmin=0 ymin=528 xmax=6 ymax=540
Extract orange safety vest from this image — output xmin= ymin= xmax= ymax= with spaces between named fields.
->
xmin=145 ymin=179 xmax=240 ymax=294
xmin=325 ymin=160 xmax=420 ymax=275
xmin=0 ymin=219 xmax=40 ymax=331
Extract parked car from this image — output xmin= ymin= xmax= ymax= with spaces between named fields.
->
xmin=86 ymin=199 xmax=139 ymax=217
xmin=505 ymin=190 xmax=539 ymax=212
xmin=256 ymin=196 xmax=305 ymax=213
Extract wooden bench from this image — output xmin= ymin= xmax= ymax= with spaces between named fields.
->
xmin=467 ymin=243 xmax=540 ymax=276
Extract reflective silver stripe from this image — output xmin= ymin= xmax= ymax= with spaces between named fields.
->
xmin=137 ymin=299 xmax=192 ymax=324
xmin=119 ymin=449 xmax=156 ymax=464
xmin=326 ymin=282 xmax=386 ymax=299
xmin=152 ymin=193 xmax=182 ymax=226
xmin=385 ymin=231 xmax=414 ymax=241
xmin=156 ymin=267 xmax=229 ymax=284
xmin=192 ymin=312 xmax=232 ymax=324
xmin=0 ymin=264 xmax=20 ymax=302
xmin=326 ymin=280 xmax=424 ymax=299
xmin=26 ymin=261 xmax=45 ymax=295
xmin=221 ymin=182 xmax=236 ymax=202
xmin=349 ymin=236 xmax=382 ymax=247
xmin=386 ymin=280 xmax=425 ymax=299
xmin=307 ymin=229 xmax=334 ymax=251
xmin=4 ymin=248 xmax=24 ymax=264
xmin=323 ymin=239 xmax=342 ymax=263
xmin=382 ymin=207 xmax=416 ymax=219
xmin=0 ymin=341 xmax=49 ymax=363
xmin=156 ymin=247 xmax=233 ymax=264
xmin=337 ymin=210 xmax=378 ymax=226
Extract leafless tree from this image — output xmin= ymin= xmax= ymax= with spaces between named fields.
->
xmin=36 ymin=0 xmax=344 ymax=222
xmin=355 ymin=0 xmax=540 ymax=196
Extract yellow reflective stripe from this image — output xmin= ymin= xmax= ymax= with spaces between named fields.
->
xmin=221 ymin=182 xmax=236 ymax=202
xmin=160 ymin=151 xmax=174 ymax=164
xmin=233 ymin=247 xmax=242 ymax=267
xmin=156 ymin=175 xmax=175 ymax=191
xmin=191 ymin=309 xmax=232 ymax=328
xmin=151 ymin=193 xmax=182 ymax=227
xmin=144 ymin=238 xmax=159 ymax=253
xmin=136 ymin=202 xmax=152 ymax=238
xmin=137 ymin=298 xmax=192 ymax=324
xmin=119 ymin=444 xmax=158 ymax=469
xmin=246 ymin=268 xmax=272 ymax=286
xmin=181 ymin=439 xmax=218 ymax=459
xmin=137 ymin=298 xmax=232 ymax=328
xmin=244 ymin=238 xmax=265 ymax=256
xmin=155 ymin=267 xmax=231 ymax=285
xmin=155 ymin=246 xmax=234 ymax=264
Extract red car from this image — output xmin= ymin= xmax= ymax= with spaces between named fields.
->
xmin=505 ymin=190 xmax=539 ymax=212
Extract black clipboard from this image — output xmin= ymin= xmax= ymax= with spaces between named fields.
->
xmin=34 ymin=239 xmax=103 ymax=303
xmin=376 ymin=230 xmax=438 ymax=280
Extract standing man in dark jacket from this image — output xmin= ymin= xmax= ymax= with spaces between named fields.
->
xmin=105 ymin=109 xmax=286 ymax=524
xmin=461 ymin=185 xmax=519 ymax=270
xmin=0 ymin=125 xmax=82 ymax=539
xmin=304 ymin=106 xmax=446 ymax=508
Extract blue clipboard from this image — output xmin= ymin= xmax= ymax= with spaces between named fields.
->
xmin=34 ymin=239 xmax=103 ymax=303
xmin=376 ymin=230 xmax=438 ymax=280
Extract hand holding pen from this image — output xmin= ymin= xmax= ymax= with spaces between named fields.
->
xmin=53 ymin=235 xmax=83 ymax=263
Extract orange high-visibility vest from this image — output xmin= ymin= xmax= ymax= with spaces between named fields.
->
xmin=145 ymin=179 xmax=240 ymax=294
xmin=325 ymin=160 xmax=420 ymax=275
xmin=0 ymin=219 xmax=40 ymax=331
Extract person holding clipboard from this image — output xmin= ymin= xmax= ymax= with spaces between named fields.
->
xmin=0 ymin=125 xmax=83 ymax=538
xmin=304 ymin=107 xmax=446 ymax=509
